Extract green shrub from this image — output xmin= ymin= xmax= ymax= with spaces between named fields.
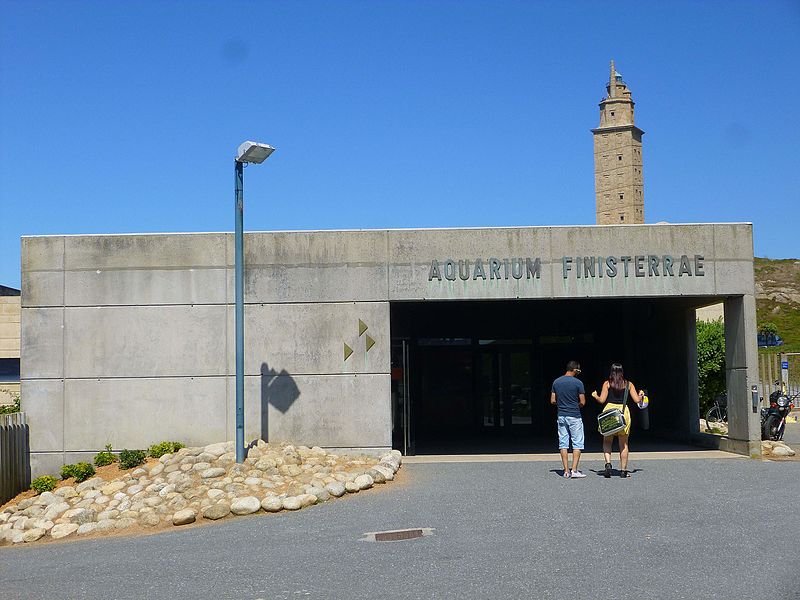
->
xmin=148 ymin=441 xmax=185 ymax=459
xmin=0 ymin=393 xmax=21 ymax=415
xmin=697 ymin=318 xmax=726 ymax=414
xmin=93 ymin=444 xmax=117 ymax=467
xmin=118 ymin=449 xmax=147 ymax=470
xmin=31 ymin=475 xmax=58 ymax=494
xmin=60 ymin=462 xmax=96 ymax=483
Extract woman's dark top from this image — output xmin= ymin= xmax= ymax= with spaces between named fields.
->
xmin=607 ymin=381 xmax=628 ymax=405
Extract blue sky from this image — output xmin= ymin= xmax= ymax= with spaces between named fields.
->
xmin=1 ymin=1 xmax=798 ymax=288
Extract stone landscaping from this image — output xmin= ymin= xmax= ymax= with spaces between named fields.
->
xmin=761 ymin=439 xmax=796 ymax=457
xmin=0 ymin=441 xmax=402 ymax=546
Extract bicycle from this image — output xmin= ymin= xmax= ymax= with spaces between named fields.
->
xmin=705 ymin=393 xmax=728 ymax=430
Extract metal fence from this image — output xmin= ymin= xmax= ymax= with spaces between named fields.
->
xmin=0 ymin=412 xmax=30 ymax=505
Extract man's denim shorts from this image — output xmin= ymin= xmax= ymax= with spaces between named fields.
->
xmin=557 ymin=415 xmax=585 ymax=450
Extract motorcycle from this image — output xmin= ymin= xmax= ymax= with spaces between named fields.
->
xmin=761 ymin=381 xmax=798 ymax=441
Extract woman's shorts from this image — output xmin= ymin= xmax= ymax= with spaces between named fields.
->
xmin=601 ymin=402 xmax=631 ymax=436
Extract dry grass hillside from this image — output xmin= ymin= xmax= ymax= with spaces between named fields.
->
xmin=755 ymin=257 xmax=800 ymax=353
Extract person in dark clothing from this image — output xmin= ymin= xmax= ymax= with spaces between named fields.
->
xmin=550 ymin=360 xmax=586 ymax=479
xmin=592 ymin=363 xmax=644 ymax=478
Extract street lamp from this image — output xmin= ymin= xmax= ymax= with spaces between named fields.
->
xmin=234 ymin=140 xmax=275 ymax=463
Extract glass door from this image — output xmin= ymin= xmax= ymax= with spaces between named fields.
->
xmin=479 ymin=348 xmax=533 ymax=429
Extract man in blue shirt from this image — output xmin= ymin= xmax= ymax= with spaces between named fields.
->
xmin=550 ymin=360 xmax=586 ymax=479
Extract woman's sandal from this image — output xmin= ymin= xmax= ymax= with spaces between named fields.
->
xmin=604 ymin=463 xmax=612 ymax=478
xmin=620 ymin=469 xmax=630 ymax=478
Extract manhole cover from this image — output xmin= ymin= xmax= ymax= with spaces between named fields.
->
xmin=361 ymin=528 xmax=434 ymax=542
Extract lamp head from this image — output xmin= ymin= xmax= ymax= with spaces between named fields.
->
xmin=236 ymin=141 xmax=275 ymax=164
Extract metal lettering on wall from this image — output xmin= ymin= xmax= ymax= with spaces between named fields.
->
xmin=427 ymin=254 xmax=705 ymax=281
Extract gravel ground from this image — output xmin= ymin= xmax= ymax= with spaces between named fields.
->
xmin=1 ymin=457 xmax=799 ymax=600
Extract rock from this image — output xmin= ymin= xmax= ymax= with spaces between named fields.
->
xmin=192 ymin=462 xmax=212 ymax=472
xmin=17 ymin=498 xmax=35 ymax=510
xmin=140 ymin=513 xmax=160 ymax=527
xmin=201 ymin=468 xmax=226 ymax=479
xmin=96 ymin=520 xmax=116 ymax=532
xmin=172 ymin=509 xmax=196 ymax=526
xmin=97 ymin=510 xmax=120 ymax=522
xmin=43 ymin=502 xmax=70 ymax=520
xmin=55 ymin=486 xmax=78 ymax=499
xmin=325 ymin=482 xmax=346 ymax=497
xmin=31 ymin=519 xmax=54 ymax=531
xmin=13 ymin=516 xmax=28 ymax=530
xmin=255 ymin=458 xmax=278 ymax=470
xmin=77 ymin=523 xmax=97 ymax=536
xmin=282 ymin=496 xmax=302 ymax=511
xmin=50 ymin=523 xmax=79 ymax=539
xmin=308 ymin=487 xmax=330 ymax=502
xmin=204 ymin=442 xmax=229 ymax=457
xmin=64 ymin=508 xmax=97 ymax=525
xmin=261 ymin=497 xmax=283 ymax=512
xmin=144 ymin=497 xmax=163 ymax=507
xmin=372 ymin=465 xmax=395 ymax=480
xmin=94 ymin=495 xmax=110 ymax=505
xmin=354 ymin=474 xmax=374 ymax=490
xmin=207 ymin=489 xmax=225 ymax=500
xmin=158 ymin=484 xmax=176 ymax=497
xmin=367 ymin=469 xmax=386 ymax=484
xmin=101 ymin=481 xmax=126 ymax=496
xmin=230 ymin=496 xmax=261 ymax=515
xmin=34 ymin=492 xmax=59 ymax=506
xmin=298 ymin=494 xmax=317 ymax=508
xmin=9 ymin=530 xmax=25 ymax=544
xmin=115 ymin=518 xmax=137 ymax=530
xmin=202 ymin=502 xmax=231 ymax=520
xmin=131 ymin=468 xmax=147 ymax=477
xmin=23 ymin=528 xmax=46 ymax=542
xmin=344 ymin=481 xmax=360 ymax=493
xmin=149 ymin=463 xmax=164 ymax=476
xmin=76 ymin=478 xmax=104 ymax=493
xmin=771 ymin=445 xmax=795 ymax=457
xmin=244 ymin=477 xmax=262 ymax=486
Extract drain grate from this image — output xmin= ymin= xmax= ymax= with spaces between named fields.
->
xmin=361 ymin=528 xmax=434 ymax=542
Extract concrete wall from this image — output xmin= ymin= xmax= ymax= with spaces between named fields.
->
xmin=21 ymin=223 xmax=757 ymax=474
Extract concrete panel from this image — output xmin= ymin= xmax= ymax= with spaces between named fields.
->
xmin=64 ymin=305 xmax=227 ymax=378
xmin=21 ymin=236 xmax=64 ymax=271
xmin=64 ymin=377 xmax=227 ymax=451
xmin=549 ymin=225 xmax=717 ymax=298
xmin=65 ymin=268 xmax=227 ymax=306
xmin=30 ymin=453 xmax=66 ymax=479
xmin=21 ymin=270 xmax=64 ymax=308
xmin=64 ymin=233 xmax=228 ymax=270
xmin=235 ymin=230 xmax=389 ymax=303
xmin=21 ymin=379 xmax=64 ymax=452
xmin=20 ymin=308 xmax=63 ymax=379
xmin=713 ymin=224 xmax=754 ymax=260
xmin=388 ymin=228 xmax=552 ymax=300
xmin=227 ymin=374 xmax=391 ymax=448
xmin=714 ymin=259 xmax=755 ymax=296
xmin=227 ymin=302 xmax=390 ymax=376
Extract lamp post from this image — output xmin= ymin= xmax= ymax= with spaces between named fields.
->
xmin=234 ymin=140 xmax=275 ymax=463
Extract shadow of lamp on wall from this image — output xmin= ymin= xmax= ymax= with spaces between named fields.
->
xmin=260 ymin=362 xmax=301 ymax=443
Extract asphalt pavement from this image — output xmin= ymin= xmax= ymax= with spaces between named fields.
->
xmin=2 ymin=455 xmax=799 ymax=600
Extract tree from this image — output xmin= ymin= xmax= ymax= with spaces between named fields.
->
xmin=697 ymin=318 xmax=726 ymax=414
xmin=759 ymin=322 xmax=779 ymax=337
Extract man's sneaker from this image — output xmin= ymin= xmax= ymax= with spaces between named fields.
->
xmin=620 ymin=470 xmax=630 ymax=478
xmin=604 ymin=462 xmax=612 ymax=478
xmin=570 ymin=470 xmax=587 ymax=478
xmin=563 ymin=469 xmax=571 ymax=478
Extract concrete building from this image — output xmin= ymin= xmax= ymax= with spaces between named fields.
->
xmin=19 ymin=63 xmax=760 ymax=476
xmin=0 ymin=285 xmax=21 ymax=405
xmin=594 ymin=61 xmax=645 ymax=225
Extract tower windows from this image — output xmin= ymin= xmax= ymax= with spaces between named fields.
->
xmin=617 ymin=154 xmax=623 ymax=161
xmin=619 ymin=193 xmax=624 ymax=200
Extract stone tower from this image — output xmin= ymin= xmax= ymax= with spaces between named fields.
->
xmin=592 ymin=60 xmax=645 ymax=224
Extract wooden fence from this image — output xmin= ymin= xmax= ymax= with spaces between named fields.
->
xmin=0 ymin=412 xmax=30 ymax=505
xmin=758 ymin=353 xmax=800 ymax=402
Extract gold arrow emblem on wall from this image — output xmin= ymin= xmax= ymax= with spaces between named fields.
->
xmin=358 ymin=319 xmax=368 ymax=337
xmin=344 ymin=343 xmax=353 ymax=361
xmin=365 ymin=335 xmax=375 ymax=352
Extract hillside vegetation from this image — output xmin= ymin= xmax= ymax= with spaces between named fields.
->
xmin=755 ymin=257 xmax=800 ymax=353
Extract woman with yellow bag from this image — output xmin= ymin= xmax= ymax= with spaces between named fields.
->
xmin=592 ymin=363 xmax=644 ymax=478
